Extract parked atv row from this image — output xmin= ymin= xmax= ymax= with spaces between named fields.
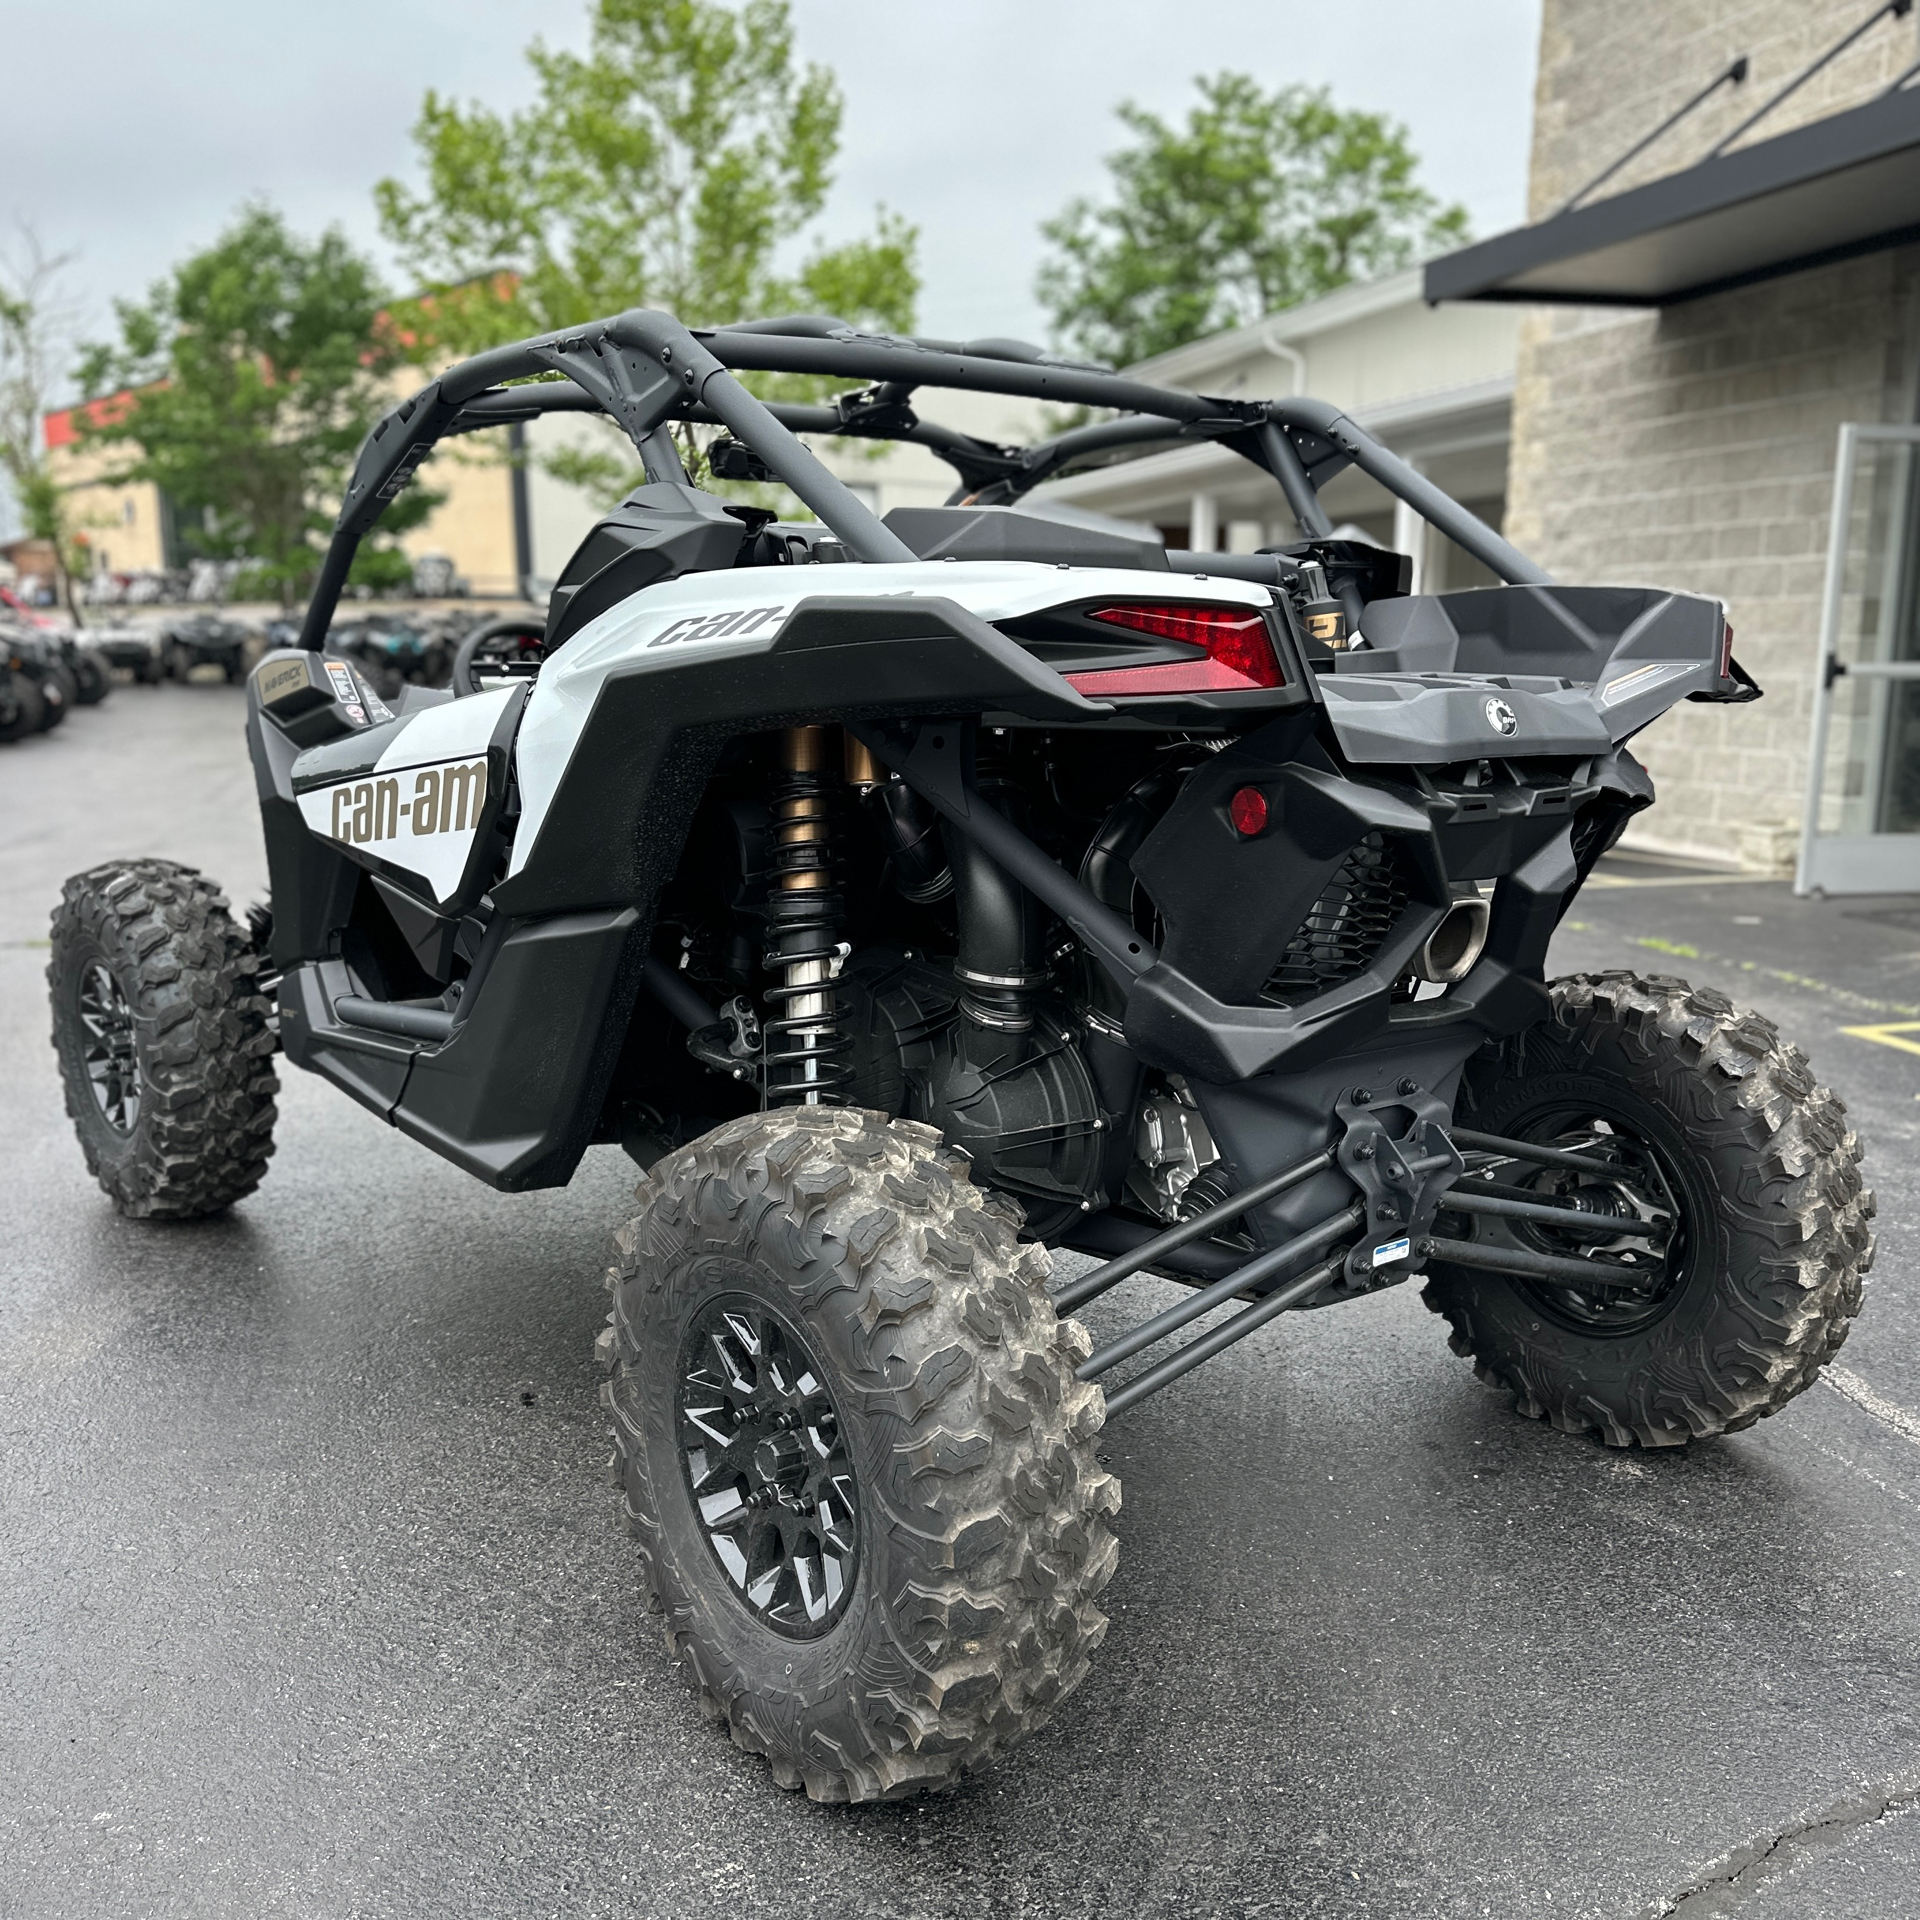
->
xmin=318 ymin=607 xmax=497 ymax=700
xmin=18 ymin=604 xmax=505 ymax=701
xmin=86 ymin=613 xmax=262 ymax=685
xmin=0 ymin=613 xmax=111 ymax=742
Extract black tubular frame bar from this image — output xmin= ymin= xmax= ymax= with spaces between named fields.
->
xmin=298 ymin=305 xmax=1548 ymax=647
xmin=1053 ymin=1146 xmax=1337 ymax=1313
xmin=1076 ymin=1203 xmax=1363 ymax=1381
xmin=1099 ymin=1253 xmax=1348 ymax=1419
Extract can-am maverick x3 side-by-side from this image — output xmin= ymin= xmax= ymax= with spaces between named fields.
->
xmin=50 ymin=308 xmax=1874 ymax=1802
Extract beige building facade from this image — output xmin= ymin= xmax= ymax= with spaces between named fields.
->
xmin=43 ymin=402 xmax=171 ymax=579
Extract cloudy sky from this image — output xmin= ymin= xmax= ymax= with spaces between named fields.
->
xmin=3 ymin=0 xmax=1540 ymax=530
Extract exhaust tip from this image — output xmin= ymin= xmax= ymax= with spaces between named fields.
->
xmin=1417 ymin=897 xmax=1490 ymax=985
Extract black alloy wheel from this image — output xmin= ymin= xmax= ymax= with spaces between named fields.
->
xmin=49 ymin=859 xmax=278 ymax=1217
xmin=1458 ymin=1106 xmax=1687 ymax=1335
xmin=1425 ymin=972 xmax=1874 ymax=1447
xmin=600 ymin=1107 xmax=1120 ymax=1801
xmin=77 ymin=959 xmax=141 ymax=1133
xmin=676 ymin=1295 xmax=860 ymax=1638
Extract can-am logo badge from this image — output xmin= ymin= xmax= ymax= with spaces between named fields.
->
xmin=1484 ymin=696 xmax=1518 ymax=736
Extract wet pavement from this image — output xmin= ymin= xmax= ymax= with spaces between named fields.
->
xmin=3 ymin=682 xmax=1918 ymax=1919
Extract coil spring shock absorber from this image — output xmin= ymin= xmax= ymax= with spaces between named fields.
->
xmin=762 ymin=726 xmax=853 ymax=1106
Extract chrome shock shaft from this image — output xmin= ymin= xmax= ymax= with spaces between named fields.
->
xmin=761 ymin=726 xmax=854 ymax=1106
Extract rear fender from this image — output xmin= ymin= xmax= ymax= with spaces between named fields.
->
xmin=495 ymin=589 xmax=1104 ymax=918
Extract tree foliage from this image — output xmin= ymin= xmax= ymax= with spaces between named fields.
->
xmin=1037 ymin=75 xmax=1470 ymax=368
xmin=374 ymin=0 xmax=918 ymax=358
xmin=75 ymin=205 xmax=436 ymax=605
xmin=0 ymin=227 xmax=88 ymax=621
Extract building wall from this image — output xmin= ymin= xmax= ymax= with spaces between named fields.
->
xmin=402 ymin=422 xmax=519 ymax=597
xmin=41 ymin=418 xmax=171 ymax=577
xmin=1507 ymin=0 xmax=1920 ymax=867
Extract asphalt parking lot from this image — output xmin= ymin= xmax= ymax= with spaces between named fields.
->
xmin=5 ymin=682 xmax=1920 ymax=1920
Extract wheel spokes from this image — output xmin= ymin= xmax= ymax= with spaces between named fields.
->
xmin=675 ymin=1295 xmax=860 ymax=1639
xmin=77 ymin=961 xmax=139 ymax=1133
xmin=1456 ymin=1111 xmax=1690 ymax=1329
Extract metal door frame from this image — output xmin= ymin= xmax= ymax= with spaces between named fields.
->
xmin=1796 ymin=421 xmax=1920 ymax=894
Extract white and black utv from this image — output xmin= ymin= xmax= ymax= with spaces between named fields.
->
xmin=49 ymin=309 xmax=1874 ymax=1802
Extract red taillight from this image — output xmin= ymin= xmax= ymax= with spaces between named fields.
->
xmin=1719 ymin=620 xmax=1735 ymax=679
xmin=1065 ymin=603 xmax=1283 ymax=696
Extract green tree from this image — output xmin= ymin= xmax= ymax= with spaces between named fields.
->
xmin=0 ymin=228 xmax=88 ymax=624
xmin=374 ymin=0 xmax=918 ymax=508
xmin=75 ymin=204 xmax=438 ymax=606
xmin=374 ymin=0 xmax=918 ymax=356
xmin=1038 ymin=75 xmax=1470 ymax=368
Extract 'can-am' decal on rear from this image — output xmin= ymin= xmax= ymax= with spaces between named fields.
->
xmin=325 ymin=759 xmax=487 ymax=845
xmin=296 ymin=756 xmax=490 ymax=907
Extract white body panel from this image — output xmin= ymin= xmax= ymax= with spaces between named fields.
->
xmin=507 ymin=562 xmax=1273 ymax=879
xmin=296 ymin=687 xmax=515 ymax=907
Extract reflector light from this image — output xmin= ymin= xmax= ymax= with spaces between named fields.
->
xmin=1066 ymin=603 xmax=1283 ymax=696
xmin=1229 ymin=787 xmax=1269 ymax=836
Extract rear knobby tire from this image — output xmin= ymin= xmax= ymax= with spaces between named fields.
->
xmin=72 ymin=651 xmax=110 ymax=705
xmin=1424 ymin=972 xmax=1873 ymax=1447
xmin=49 ymin=859 xmax=279 ymax=1218
xmin=599 ymin=1107 xmax=1119 ymax=1802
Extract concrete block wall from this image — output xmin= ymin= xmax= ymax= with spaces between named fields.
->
xmin=1506 ymin=0 xmax=1920 ymax=867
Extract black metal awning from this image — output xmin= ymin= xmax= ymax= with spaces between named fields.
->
xmin=1425 ymin=86 xmax=1920 ymax=307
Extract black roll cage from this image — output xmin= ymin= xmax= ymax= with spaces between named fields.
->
xmin=298 ymin=306 xmax=1548 ymax=650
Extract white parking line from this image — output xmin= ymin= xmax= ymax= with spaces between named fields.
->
xmin=1582 ymin=871 xmax=1764 ymax=889
xmin=1823 ymin=1365 xmax=1920 ymax=1448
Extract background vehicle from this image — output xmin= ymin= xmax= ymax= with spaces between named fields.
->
xmin=0 ymin=652 xmax=25 ymax=741
xmin=85 ymin=621 xmax=168 ymax=684
xmin=48 ymin=307 xmax=1873 ymax=1803
xmin=50 ymin=632 xmax=110 ymax=706
xmin=4 ymin=628 xmax=71 ymax=735
xmin=326 ymin=609 xmax=480 ymax=698
xmin=0 ymin=588 xmax=112 ymax=705
xmin=409 ymin=550 xmax=468 ymax=598
xmin=160 ymin=613 xmax=258 ymax=683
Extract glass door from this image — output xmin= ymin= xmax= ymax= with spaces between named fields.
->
xmin=1797 ymin=423 xmax=1920 ymax=894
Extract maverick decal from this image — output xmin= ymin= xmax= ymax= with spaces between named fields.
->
xmin=254 ymin=654 xmax=312 ymax=706
xmin=648 ymin=605 xmax=785 ymax=648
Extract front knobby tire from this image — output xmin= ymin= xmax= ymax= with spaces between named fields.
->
xmin=0 ymin=676 xmax=44 ymax=741
xmin=1425 ymin=972 xmax=1874 ymax=1447
xmin=599 ymin=1107 xmax=1120 ymax=1802
xmin=49 ymin=859 xmax=279 ymax=1218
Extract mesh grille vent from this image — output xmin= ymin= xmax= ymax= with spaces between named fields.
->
xmin=1264 ymin=832 xmax=1410 ymax=1003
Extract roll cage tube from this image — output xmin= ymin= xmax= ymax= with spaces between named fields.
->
xmin=298 ymin=307 xmax=1547 ymax=649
